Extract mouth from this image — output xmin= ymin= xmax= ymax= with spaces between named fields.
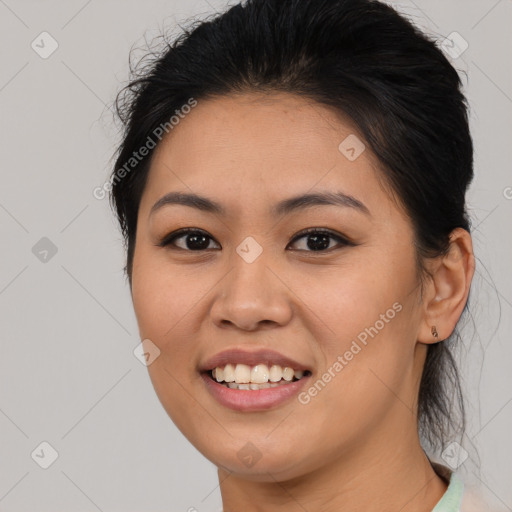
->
xmin=205 ymin=363 xmax=312 ymax=390
xmin=200 ymin=362 xmax=312 ymax=412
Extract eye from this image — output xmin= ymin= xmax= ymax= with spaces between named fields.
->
xmin=157 ymin=227 xmax=354 ymax=253
xmin=157 ymin=228 xmax=220 ymax=251
xmin=287 ymin=228 xmax=353 ymax=252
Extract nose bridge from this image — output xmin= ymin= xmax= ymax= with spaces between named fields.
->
xmin=210 ymin=237 xmax=292 ymax=329
xmin=227 ymin=237 xmax=274 ymax=300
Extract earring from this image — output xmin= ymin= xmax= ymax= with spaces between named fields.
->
xmin=431 ymin=326 xmax=439 ymax=339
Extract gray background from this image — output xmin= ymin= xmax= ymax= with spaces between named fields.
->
xmin=0 ymin=0 xmax=510 ymax=510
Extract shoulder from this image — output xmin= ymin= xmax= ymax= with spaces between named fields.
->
xmin=460 ymin=481 xmax=510 ymax=512
xmin=431 ymin=462 xmax=509 ymax=512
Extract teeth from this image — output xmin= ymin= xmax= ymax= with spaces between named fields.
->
xmin=282 ymin=367 xmax=294 ymax=381
xmin=250 ymin=364 xmax=270 ymax=383
xmin=210 ymin=363 xmax=308 ymax=386
xmin=269 ymin=364 xmax=283 ymax=382
xmin=225 ymin=381 xmax=283 ymax=390
xmin=234 ymin=363 xmax=251 ymax=384
xmin=223 ymin=363 xmax=235 ymax=382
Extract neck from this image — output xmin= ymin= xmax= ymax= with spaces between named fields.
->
xmin=218 ymin=420 xmax=447 ymax=512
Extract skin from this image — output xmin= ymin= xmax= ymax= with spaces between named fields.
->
xmin=130 ymin=92 xmax=475 ymax=512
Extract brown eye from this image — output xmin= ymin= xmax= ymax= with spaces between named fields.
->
xmin=287 ymin=228 xmax=353 ymax=252
xmin=158 ymin=229 xmax=221 ymax=251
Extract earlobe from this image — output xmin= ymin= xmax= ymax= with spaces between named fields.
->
xmin=418 ymin=228 xmax=475 ymax=344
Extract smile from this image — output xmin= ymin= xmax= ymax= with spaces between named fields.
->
xmin=202 ymin=366 xmax=312 ymax=412
xmin=209 ymin=363 xmax=310 ymax=390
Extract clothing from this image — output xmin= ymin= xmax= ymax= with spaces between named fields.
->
xmin=431 ymin=463 xmax=465 ymax=511
xmin=431 ymin=462 xmax=509 ymax=512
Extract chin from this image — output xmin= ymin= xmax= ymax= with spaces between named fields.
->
xmin=200 ymin=442 xmax=315 ymax=482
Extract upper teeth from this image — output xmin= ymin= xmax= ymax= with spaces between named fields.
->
xmin=212 ymin=363 xmax=304 ymax=384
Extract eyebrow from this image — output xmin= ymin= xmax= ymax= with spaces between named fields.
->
xmin=149 ymin=190 xmax=371 ymax=217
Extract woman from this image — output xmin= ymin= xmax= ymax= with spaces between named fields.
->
xmin=109 ymin=0 xmax=495 ymax=510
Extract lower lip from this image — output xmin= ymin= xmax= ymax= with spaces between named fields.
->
xmin=201 ymin=372 xmax=310 ymax=412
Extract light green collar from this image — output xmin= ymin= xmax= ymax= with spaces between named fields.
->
xmin=431 ymin=464 xmax=464 ymax=512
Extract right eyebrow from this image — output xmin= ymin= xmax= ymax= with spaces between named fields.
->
xmin=150 ymin=192 xmax=225 ymax=217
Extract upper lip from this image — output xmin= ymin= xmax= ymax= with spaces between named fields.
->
xmin=200 ymin=348 xmax=311 ymax=372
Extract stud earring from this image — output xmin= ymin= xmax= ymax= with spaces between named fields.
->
xmin=431 ymin=326 xmax=439 ymax=339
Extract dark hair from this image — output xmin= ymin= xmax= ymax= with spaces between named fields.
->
xmin=109 ymin=0 xmax=474 ymax=453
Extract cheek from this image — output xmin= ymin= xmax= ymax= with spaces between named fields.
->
xmin=293 ymin=311 xmax=416 ymax=465
xmin=292 ymin=257 xmax=413 ymax=351
xmin=131 ymin=250 xmax=200 ymax=342
xmin=292 ymin=253 xmax=420 ymax=413
xmin=131 ymin=255 xmax=206 ymax=432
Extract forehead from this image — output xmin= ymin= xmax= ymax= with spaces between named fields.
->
xmin=140 ymin=92 xmax=396 ymax=219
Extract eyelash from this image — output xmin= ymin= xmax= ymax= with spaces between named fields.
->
xmin=157 ymin=227 xmax=354 ymax=253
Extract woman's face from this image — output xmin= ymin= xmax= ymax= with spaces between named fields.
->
xmin=131 ymin=92 xmax=429 ymax=480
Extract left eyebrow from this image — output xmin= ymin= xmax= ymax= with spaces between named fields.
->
xmin=149 ymin=190 xmax=371 ymax=218
xmin=272 ymin=191 xmax=371 ymax=217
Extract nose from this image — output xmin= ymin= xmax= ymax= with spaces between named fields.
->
xmin=209 ymin=249 xmax=294 ymax=331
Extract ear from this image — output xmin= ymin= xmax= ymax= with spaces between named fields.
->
xmin=417 ymin=228 xmax=475 ymax=344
